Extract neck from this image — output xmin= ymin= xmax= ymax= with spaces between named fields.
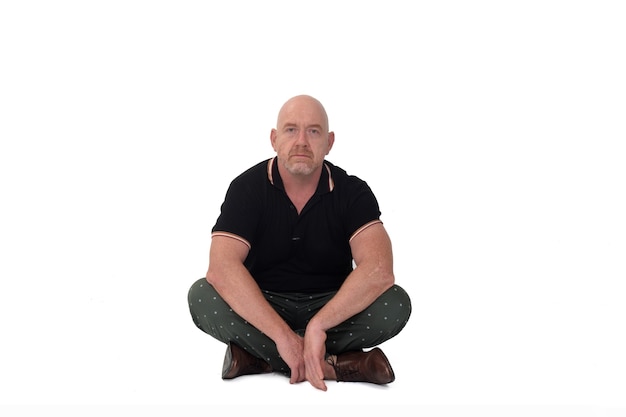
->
xmin=277 ymin=163 xmax=321 ymax=212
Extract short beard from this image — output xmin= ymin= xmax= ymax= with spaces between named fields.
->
xmin=284 ymin=160 xmax=315 ymax=176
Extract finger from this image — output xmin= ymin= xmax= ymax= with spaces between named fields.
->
xmin=305 ymin=363 xmax=327 ymax=390
xmin=290 ymin=364 xmax=307 ymax=384
xmin=309 ymin=377 xmax=327 ymax=391
xmin=306 ymin=360 xmax=324 ymax=381
xmin=289 ymin=368 xmax=300 ymax=384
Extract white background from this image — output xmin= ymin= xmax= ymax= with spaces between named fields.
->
xmin=1 ymin=0 xmax=625 ymax=415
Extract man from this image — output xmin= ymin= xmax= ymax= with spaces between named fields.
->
xmin=188 ymin=95 xmax=411 ymax=391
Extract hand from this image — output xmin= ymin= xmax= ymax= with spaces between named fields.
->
xmin=275 ymin=334 xmax=306 ymax=384
xmin=303 ymin=325 xmax=329 ymax=391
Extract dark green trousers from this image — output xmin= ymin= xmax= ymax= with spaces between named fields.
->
xmin=188 ymin=278 xmax=411 ymax=374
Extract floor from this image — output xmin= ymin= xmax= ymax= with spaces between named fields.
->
xmin=1 ymin=259 xmax=625 ymax=415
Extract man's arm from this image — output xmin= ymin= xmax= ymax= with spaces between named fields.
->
xmin=205 ymin=235 xmax=306 ymax=382
xmin=303 ymin=222 xmax=395 ymax=389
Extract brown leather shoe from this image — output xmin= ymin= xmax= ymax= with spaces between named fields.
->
xmin=221 ymin=342 xmax=272 ymax=379
xmin=331 ymin=348 xmax=395 ymax=384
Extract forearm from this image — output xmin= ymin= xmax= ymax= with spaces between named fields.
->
xmin=308 ymin=222 xmax=396 ymax=333
xmin=307 ymin=262 xmax=394 ymax=333
xmin=206 ymin=264 xmax=294 ymax=344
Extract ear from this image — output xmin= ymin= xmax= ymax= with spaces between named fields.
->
xmin=270 ymin=129 xmax=277 ymax=151
xmin=326 ymin=131 xmax=335 ymax=154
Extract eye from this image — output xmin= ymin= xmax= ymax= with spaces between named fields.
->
xmin=308 ymin=128 xmax=320 ymax=135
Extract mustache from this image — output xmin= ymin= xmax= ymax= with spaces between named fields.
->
xmin=289 ymin=148 xmax=313 ymax=158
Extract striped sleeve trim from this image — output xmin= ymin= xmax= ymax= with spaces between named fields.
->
xmin=211 ymin=232 xmax=251 ymax=249
xmin=349 ymin=220 xmax=383 ymax=242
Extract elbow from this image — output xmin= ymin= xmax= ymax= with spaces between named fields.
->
xmin=358 ymin=257 xmax=395 ymax=293
xmin=205 ymin=266 xmax=222 ymax=287
xmin=380 ymin=270 xmax=395 ymax=292
xmin=370 ymin=261 xmax=394 ymax=292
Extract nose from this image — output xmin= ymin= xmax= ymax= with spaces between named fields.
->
xmin=295 ymin=129 xmax=309 ymax=145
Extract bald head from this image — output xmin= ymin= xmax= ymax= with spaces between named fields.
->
xmin=276 ymin=95 xmax=330 ymax=132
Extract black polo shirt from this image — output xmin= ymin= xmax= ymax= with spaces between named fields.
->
xmin=212 ymin=157 xmax=382 ymax=293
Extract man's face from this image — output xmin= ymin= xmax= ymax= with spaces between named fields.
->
xmin=271 ymin=97 xmax=334 ymax=177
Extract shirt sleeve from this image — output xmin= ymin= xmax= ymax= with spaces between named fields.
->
xmin=211 ymin=175 xmax=263 ymax=247
xmin=343 ymin=179 xmax=382 ymax=240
